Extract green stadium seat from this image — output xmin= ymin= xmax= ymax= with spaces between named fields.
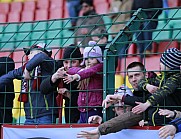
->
xmin=47 ymin=20 xmax=63 ymax=46
xmin=30 ymin=21 xmax=47 ymax=45
xmin=16 ymin=23 xmax=32 ymax=48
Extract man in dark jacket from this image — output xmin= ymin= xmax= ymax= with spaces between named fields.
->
xmin=40 ymin=45 xmax=82 ymax=123
xmin=0 ymin=57 xmax=15 ymax=124
xmin=77 ymin=62 xmax=151 ymax=138
xmin=74 ymin=0 xmax=106 ymax=47
xmin=0 ymin=43 xmax=57 ymax=125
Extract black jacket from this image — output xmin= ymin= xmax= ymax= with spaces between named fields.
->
xmin=0 ymin=57 xmax=15 ymax=124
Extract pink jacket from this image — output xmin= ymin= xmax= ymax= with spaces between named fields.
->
xmin=68 ymin=63 xmax=103 ymax=112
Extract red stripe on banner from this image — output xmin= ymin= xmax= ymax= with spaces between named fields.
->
xmin=2 ymin=124 xmax=161 ymax=130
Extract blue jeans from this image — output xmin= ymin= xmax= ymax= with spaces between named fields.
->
xmin=79 ymin=108 xmax=103 ymax=123
xmin=66 ymin=0 xmax=81 ymax=25
xmin=136 ymin=21 xmax=157 ymax=56
xmin=24 ymin=115 xmax=56 ymax=125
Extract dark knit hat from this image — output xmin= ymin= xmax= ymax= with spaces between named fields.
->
xmin=63 ymin=45 xmax=82 ymax=60
xmin=160 ymin=48 xmax=181 ymax=69
xmin=80 ymin=0 xmax=93 ymax=6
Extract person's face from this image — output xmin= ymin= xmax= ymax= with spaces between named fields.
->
xmin=81 ymin=3 xmax=93 ymax=14
xmin=92 ymin=36 xmax=107 ymax=45
xmin=85 ymin=57 xmax=98 ymax=67
xmin=127 ymin=66 xmax=145 ymax=91
xmin=160 ymin=62 xmax=170 ymax=71
xmin=63 ymin=60 xmax=80 ymax=71
xmin=28 ymin=50 xmax=41 ymax=60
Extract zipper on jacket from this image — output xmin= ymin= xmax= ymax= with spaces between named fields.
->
xmin=28 ymin=81 xmax=33 ymax=119
xmin=152 ymin=72 xmax=165 ymax=125
xmin=44 ymin=95 xmax=49 ymax=110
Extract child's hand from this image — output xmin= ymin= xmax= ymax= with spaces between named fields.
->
xmin=23 ymin=68 xmax=31 ymax=80
xmin=146 ymin=84 xmax=158 ymax=94
xmin=63 ymin=74 xmax=79 ymax=84
xmin=139 ymin=120 xmax=145 ymax=127
xmin=158 ymin=109 xmax=175 ymax=118
xmin=51 ymin=67 xmax=66 ymax=83
xmin=88 ymin=115 xmax=102 ymax=124
xmin=58 ymin=88 xmax=70 ymax=99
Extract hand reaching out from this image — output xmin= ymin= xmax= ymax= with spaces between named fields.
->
xmin=132 ymin=101 xmax=151 ymax=114
xmin=63 ymin=74 xmax=79 ymax=84
xmin=51 ymin=67 xmax=66 ymax=83
xmin=159 ymin=125 xmax=176 ymax=139
xmin=77 ymin=128 xmax=100 ymax=139
xmin=88 ymin=115 xmax=102 ymax=124
xmin=102 ymin=94 xmax=123 ymax=108
xmin=158 ymin=109 xmax=175 ymax=118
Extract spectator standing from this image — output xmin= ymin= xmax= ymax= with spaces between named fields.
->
xmin=40 ymin=45 xmax=82 ymax=123
xmin=74 ymin=0 xmax=106 ymax=47
xmin=66 ymin=0 xmax=81 ymax=30
xmin=132 ymin=0 xmax=162 ymax=58
xmin=0 ymin=57 xmax=15 ymax=125
xmin=0 ymin=43 xmax=57 ymax=125
xmin=132 ymin=48 xmax=181 ymax=126
xmin=62 ymin=45 xmax=103 ymax=123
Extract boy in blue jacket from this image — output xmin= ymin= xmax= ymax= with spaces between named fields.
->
xmin=0 ymin=43 xmax=57 ymax=125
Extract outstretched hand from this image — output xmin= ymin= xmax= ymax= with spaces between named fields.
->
xmin=132 ymin=101 xmax=151 ymax=114
xmin=158 ymin=109 xmax=175 ymax=118
xmin=77 ymin=128 xmax=100 ymax=139
xmin=159 ymin=125 xmax=176 ymax=139
xmin=102 ymin=94 xmax=123 ymax=108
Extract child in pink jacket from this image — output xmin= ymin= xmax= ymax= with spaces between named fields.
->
xmin=63 ymin=43 xmax=103 ymax=123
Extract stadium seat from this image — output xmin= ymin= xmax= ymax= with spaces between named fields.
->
xmin=167 ymin=0 xmax=180 ymax=7
xmin=0 ymin=2 xmax=9 ymax=14
xmin=7 ymin=12 xmax=20 ymax=22
xmin=51 ymin=48 xmax=63 ymax=60
xmin=37 ymin=0 xmax=49 ymax=9
xmin=12 ymin=51 xmax=27 ymax=68
xmin=95 ymin=3 xmax=109 ymax=14
xmin=47 ymin=19 xmax=63 ymax=46
xmin=16 ymin=22 xmax=33 ymax=49
xmin=35 ymin=9 xmax=48 ymax=21
xmin=23 ymin=0 xmax=36 ymax=11
xmin=127 ymin=43 xmax=137 ymax=56
xmin=115 ymin=74 xmax=124 ymax=89
xmin=93 ymin=0 xmax=107 ymax=5
xmin=10 ymin=2 xmax=23 ymax=12
xmin=21 ymin=10 xmax=34 ymax=22
xmin=153 ymin=41 xmax=179 ymax=54
xmin=143 ymin=55 xmax=160 ymax=73
xmin=50 ymin=0 xmax=63 ymax=9
xmin=49 ymin=8 xmax=63 ymax=19
xmin=30 ymin=21 xmax=47 ymax=45
xmin=0 ymin=13 xmax=7 ymax=23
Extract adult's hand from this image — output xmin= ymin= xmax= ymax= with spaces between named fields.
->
xmin=159 ymin=125 xmax=176 ymax=139
xmin=158 ymin=109 xmax=175 ymax=118
xmin=77 ymin=128 xmax=100 ymax=139
xmin=132 ymin=101 xmax=151 ymax=114
xmin=102 ymin=94 xmax=123 ymax=108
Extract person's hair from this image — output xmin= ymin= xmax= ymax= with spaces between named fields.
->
xmin=127 ymin=62 xmax=145 ymax=72
xmin=91 ymin=28 xmax=108 ymax=40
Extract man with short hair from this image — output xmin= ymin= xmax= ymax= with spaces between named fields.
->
xmin=77 ymin=62 xmax=150 ymax=139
